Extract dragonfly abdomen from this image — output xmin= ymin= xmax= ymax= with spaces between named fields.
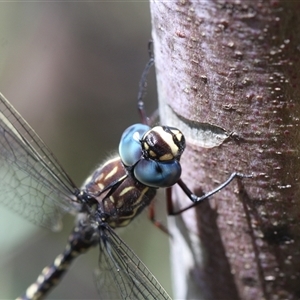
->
xmin=16 ymin=224 xmax=98 ymax=300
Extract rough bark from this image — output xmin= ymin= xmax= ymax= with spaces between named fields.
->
xmin=150 ymin=1 xmax=300 ymax=300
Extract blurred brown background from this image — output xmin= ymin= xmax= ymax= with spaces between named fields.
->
xmin=0 ymin=3 xmax=171 ymax=299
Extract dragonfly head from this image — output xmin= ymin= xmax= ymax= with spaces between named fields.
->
xmin=119 ymin=124 xmax=186 ymax=188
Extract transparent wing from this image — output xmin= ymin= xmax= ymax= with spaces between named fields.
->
xmin=0 ymin=93 xmax=80 ymax=231
xmin=96 ymin=225 xmax=172 ymax=300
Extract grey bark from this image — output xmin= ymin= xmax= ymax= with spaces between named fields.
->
xmin=150 ymin=1 xmax=300 ymax=300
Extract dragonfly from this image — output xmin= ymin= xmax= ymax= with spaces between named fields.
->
xmin=0 ymin=51 xmax=249 ymax=299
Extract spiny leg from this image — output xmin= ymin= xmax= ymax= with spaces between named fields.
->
xmin=169 ymin=172 xmax=253 ymax=215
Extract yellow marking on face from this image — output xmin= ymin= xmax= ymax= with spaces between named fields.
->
xmin=143 ymin=142 xmax=149 ymax=150
xmin=159 ymin=153 xmax=174 ymax=161
xmin=149 ymin=150 xmax=157 ymax=157
xmin=170 ymin=128 xmax=179 ymax=135
xmin=152 ymin=126 xmax=180 ymax=157
xmin=172 ymin=129 xmax=183 ymax=142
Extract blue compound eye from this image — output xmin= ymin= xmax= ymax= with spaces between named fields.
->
xmin=119 ymin=123 xmax=150 ymax=166
xmin=134 ymin=159 xmax=182 ymax=188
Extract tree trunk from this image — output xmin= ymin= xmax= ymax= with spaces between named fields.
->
xmin=150 ymin=1 xmax=300 ymax=300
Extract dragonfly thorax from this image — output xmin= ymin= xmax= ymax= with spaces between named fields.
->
xmin=83 ymin=156 xmax=156 ymax=229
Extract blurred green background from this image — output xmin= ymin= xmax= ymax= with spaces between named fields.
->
xmin=0 ymin=3 xmax=171 ymax=299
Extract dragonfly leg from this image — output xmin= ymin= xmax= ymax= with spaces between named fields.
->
xmin=169 ymin=172 xmax=252 ymax=215
xmin=148 ymin=200 xmax=171 ymax=236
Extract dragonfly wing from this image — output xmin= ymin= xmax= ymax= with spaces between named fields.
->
xmin=0 ymin=93 xmax=79 ymax=231
xmin=95 ymin=225 xmax=172 ymax=300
